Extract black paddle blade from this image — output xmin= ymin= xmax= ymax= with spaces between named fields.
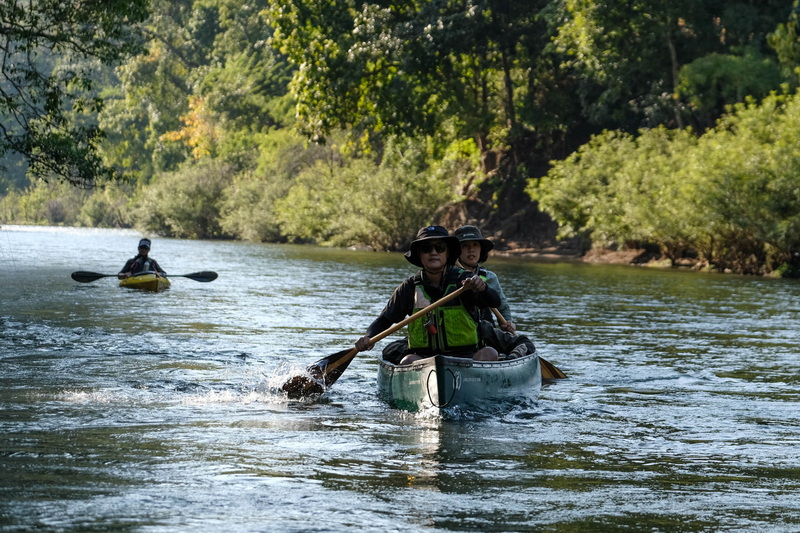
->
xmin=180 ymin=271 xmax=218 ymax=282
xmin=281 ymin=375 xmax=326 ymax=399
xmin=280 ymin=347 xmax=358 ymax=399
xmin=71 ymin=271 xmax=112 ymax=283
xmin=313 ymin=347 xmax=358 ymax=387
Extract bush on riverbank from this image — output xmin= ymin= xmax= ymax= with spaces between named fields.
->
xmin=0 ymin=182 xmax=89 ymax=226
xmin=529 ymin=90 xmax=800 ymax=276
xmin=134 ymin=161 xmax=233 ymax=240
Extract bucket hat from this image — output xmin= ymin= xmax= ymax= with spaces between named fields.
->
xmin=454 ymin=225 xmax=494 ymax=263
xmin=404 ymin=225 xmax=460 ymax=267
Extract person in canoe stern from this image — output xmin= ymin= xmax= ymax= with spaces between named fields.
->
xmin=118 ymin=238 xmax=167 ymax=279
xmin=354 ymin=225 xmax=501 ymax=364
xmin=454 ymin=224 xmax=516 ymax=334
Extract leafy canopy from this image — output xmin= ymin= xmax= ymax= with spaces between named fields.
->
xmin=0 ymin=0 xmax=149 ymax=186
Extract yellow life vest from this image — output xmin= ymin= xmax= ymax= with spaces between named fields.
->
xmin=407 ymin=276 xmax=479 ymax=354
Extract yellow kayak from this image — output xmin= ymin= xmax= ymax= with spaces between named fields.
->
xmin=119 ymin=273 xmax=171 ymax=292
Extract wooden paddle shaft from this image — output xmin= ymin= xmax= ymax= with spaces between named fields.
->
xmin=304 ymin=285 xmax=470 ymax=381
xmin=491 ymin=307 xmax=567 ymax=379
xmin=367 ymin=285 xmax=469 ymax=346
xmin=491 ymin=307 xmax=507 ymax=326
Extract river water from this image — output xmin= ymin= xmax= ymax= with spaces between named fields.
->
xmin=1 ymin=225 xmax=800 ymax=532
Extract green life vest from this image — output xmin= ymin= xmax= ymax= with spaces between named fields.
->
xmin=407 ymin=274 xmax=479 ymax=354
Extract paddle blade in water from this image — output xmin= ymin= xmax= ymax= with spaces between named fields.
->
xmin=281 ymin=375 xmax=326 ymax=399
xmin=540 ymin=357 xmax=567 ymax=380
xmin=281 ymin=347 xmax=358 ymax=398
xmin=313 ymin=348 xmax=358 ymax=387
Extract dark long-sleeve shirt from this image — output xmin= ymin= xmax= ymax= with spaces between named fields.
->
xmin=119 ymin=255 xmax=166 ymax=276
xmin=365 ymin=266 xmax=500 ymax=337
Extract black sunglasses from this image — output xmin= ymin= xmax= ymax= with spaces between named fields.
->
xmin=418 ymin=241 xmax=448 ymax=254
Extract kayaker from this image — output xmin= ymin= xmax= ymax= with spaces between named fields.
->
xmin=354 ymin=225 xmax=501 ymax=364
xmin=118 ymin=238 xmax=167 ymax=279
xmin=454 ymin=225 xmax=516 ymax=333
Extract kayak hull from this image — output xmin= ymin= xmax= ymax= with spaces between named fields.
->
xmin=119 ymin=273 xmax=170 ymax=292
xmin=377 ymin=352 xmax=541 ymax=412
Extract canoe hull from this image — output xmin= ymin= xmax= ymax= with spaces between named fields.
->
xmin=377 ymin=353 xmax=542 ymax=412
xmin=119 ymin=273 xmax=170 ymax=292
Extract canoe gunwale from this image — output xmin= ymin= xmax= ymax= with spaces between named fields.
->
xmin=381 ymin=353 xmax=538 ymax=373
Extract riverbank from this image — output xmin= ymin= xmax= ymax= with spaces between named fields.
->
xmin=496 ymin=243 xmax=799 ymax=278
xmin=493 ymin=244 xmax=665 ymax=268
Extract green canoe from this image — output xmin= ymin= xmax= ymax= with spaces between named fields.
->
xmin=376 ymin=352 xmax=542 ymax=412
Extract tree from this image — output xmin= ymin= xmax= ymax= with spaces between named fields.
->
xmin=552 ymin=0 xmax=789 ymax=132
xmin=530 ymin=89 xmax=800 ymax=275
xmin=0 ymin=0 xmax=149 ymax=186
xmin=265 ymin=0 xmax=556 ymax=168
xmin=768 ymin=0 xmax=800 ymax=87
xmin=101 ymin=0 xmax=295 ymax=180
xmin=675 ymin=49 xmax=782 ymax=129
xmin=135 ymin=160 xmax=233 ymax=239
xmin=273 ymin=137 xmax=455 ymax=250
xmin=99 ymin=0 xmax=217 ymax=180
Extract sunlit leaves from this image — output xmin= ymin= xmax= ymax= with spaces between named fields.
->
xmin=0 ymin=0 xmax=149 ymax=186
xmin=768 ymin=1 xmax=800 ymax=86
xmin=135 ymin=160 xmax=233 ymax=239
xmin=103 ymin=0 xmax=293 ymax=180
xmin=160 ymin=96 xmax=219 ymax=159
xmin=273 ymin=137 xmax=457 ymax=250
xmin=531 ymin=90 xmax=800 ymax=275
xmin=265 ymin=0 xmax=551 ymax=155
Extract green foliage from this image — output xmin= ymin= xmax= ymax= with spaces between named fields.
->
xmin=79 ymin=184 xmax=136 ymax=228
xmin=676 ymin=49 xmax=782 ymax=126
xmin=0 ymin=152 xmax=29 ymax=193
xmin=529 ymin=130 xmax=632 ymax=249
xmin=552 ymin=0 xmax=788 ymax=130
xmin=530 ymin=90 xmax=800 ymax=275
xmin=198 ymin=0 xmax=294 ymax=132
xmin=0 ymin=190 xmax=23 ymax=224
xmin=265 ymin=0 xmax=555 ymax=158
xmin=0 ymin=0 xmax=149 ymax=186
xmin=0 ymin=181 xmax=89 ymax=225
xmin=273 ymin=138 xmax=456 ymax=250
xmin=691 ymin=93 xmax=800 ymax=272
xmin=768 ymin=0 xmax=800 ymax=86
xmin=100 ymin=0 xmax=214 ymax=177
xmin=134 ymin=161 xmax=233 ymax=239
xmin=219 ymin=130 xmax=312 ymax=242
xmin=99 ymin=0 xmax=294 ymax=182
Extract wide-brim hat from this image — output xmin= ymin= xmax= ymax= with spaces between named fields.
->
xmin=454 ymin=225 xmax=494 ymax=263
xmin=404 ymin=225 xmax=461 ymax=267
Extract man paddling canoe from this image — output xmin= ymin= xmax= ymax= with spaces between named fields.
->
xmin=355 ymin=225 xmax=501 ymax=364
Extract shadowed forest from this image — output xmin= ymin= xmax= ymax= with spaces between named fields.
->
xmin=2 ymin=0 xmax=800 ymax=275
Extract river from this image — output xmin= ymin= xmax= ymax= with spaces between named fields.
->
xmin=1 ymin=225 xmax=800 ymax=532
